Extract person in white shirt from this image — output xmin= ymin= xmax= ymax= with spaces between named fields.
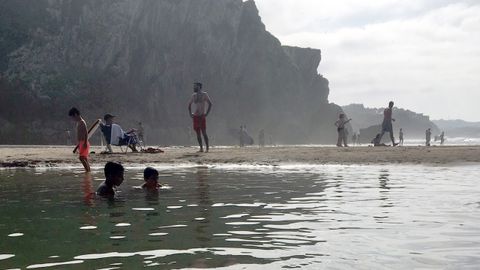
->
xmin=100 ymin=114 xmax=138 ymax=152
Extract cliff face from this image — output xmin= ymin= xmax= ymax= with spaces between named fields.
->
xmin=0 ymin=0 xmax=340 ymax=145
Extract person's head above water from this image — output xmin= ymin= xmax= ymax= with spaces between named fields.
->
xmin=389 ymin=101 xmax=394 ymax=108
xmin=68 ymin=107 xmax=81 ymax=120
xmin=143 ymin=167 xmax=159 ymax=190
xmin=104 ymin=162 xmax=124 ymax=187
xmin=194 ymin=82 xmax=202 ymax=93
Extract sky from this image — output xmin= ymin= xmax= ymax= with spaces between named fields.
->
xmin=255 ymin=0 xmax=480 ymax=121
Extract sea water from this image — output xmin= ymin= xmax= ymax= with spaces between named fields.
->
xmin=0 ymin=164 xmax=479 ymax=269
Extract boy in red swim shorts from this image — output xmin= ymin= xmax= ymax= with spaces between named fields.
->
xmin=69 ymin=107 xmax=91 ymax=172
xmin=188 ymin=82 xmax=212 ymax=152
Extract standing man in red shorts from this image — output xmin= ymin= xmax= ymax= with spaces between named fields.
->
xmin=188 ymin=82 xmax=213 ymax=152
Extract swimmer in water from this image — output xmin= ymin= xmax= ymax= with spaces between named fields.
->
xmin=97 ymin=162 xmax=124 ymax=198
xmin=142 ymin=167 xmax=162 ymax=191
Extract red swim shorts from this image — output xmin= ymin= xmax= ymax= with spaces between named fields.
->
xmin=193 ymin=115 xmax=206 ymax=132
xmin=78 ymin=140 xmax=90 ymax=158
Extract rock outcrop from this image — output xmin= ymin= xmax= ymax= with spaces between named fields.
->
xmin=0 ymin=0 xmax=341 ymax=145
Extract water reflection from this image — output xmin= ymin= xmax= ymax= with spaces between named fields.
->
xmin=195 ymin=167 xmax=212 ymax=245
xmin=0 ymin=165 xmax=479 ymax=269
xmin=82 ymin=172 xmax=95 ymax=206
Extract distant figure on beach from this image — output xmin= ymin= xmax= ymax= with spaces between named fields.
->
xmin=239 ymin=125 xmax=245 ymax=147
xmin=426 ymin=128 xmax=432 ymax=146
xmin=440 ymin=131 xmax=445 ymax=145
xmin=259 ymin=129 xmax=265 ymax=147
xmin=188 ymin=82 xmax=212 ymax=153
xmin=352 ymin=133 xmax=358 ymax=146
xmin=97 ymin=162 xmax=124 ymax=198
xmin=68 ymin=107 xmax=90 ymax=172
xmin=379 ymin=101 xmax=399 ymax=146
xmin=137 ymin=122 xmax=145 ymax=146
xmin=142 ymin=167 xmax=161 ymax=191
xmin=372 ymin=134 xmax=389 ymax=147
xmin=335 ymin=114 xmax=352 ymax=147
xmin=399 ymin=128 xmax=404 ymax=146
xmin=65 ymin=130 xmax=72 ymax=145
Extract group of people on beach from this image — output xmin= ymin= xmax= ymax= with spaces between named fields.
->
xmin=335 ymin=101 xmax=399 ymax=147
xmin=335 ymin=101 xmax=444 ymax=147
xmin=69 ymin=83 xmax=447 ymax=198
xmin=68 ymin=82 xmax=213 ymax=197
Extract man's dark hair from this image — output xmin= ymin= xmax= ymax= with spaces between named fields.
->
xmin=144 ymin=167 xmax=159 ymax=180
xmin=68 ymin=107 xmax=80 ymax=117
xmin=104 ymin=162 xmax=124 ymax=178
xmin=389 ymin=101 xmax=394 ymax=106
xmin=194 ymin=82 xmax=203 ymax=89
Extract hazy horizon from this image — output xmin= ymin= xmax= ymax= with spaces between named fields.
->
xmin=256 ymin=0 xmax=480 ymax=122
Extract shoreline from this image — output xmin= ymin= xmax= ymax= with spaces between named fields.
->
xmin=1 ymin=145 xmax=480 ymax=169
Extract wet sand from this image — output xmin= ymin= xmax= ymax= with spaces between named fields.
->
xmin=1 ymin=145 xmax=480 ymax=168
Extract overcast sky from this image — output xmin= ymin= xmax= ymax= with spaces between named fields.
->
xmin=255 ymin=0 xmax=480 ymax=121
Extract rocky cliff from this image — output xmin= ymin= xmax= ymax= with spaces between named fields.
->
xmin=0 ymin=0 xmax=341 ymax=145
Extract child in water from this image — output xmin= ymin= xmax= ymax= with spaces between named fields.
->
xmin=97 ymin=162 xmax=125 ymax=198
xmin=142 ymin=167 xmax=162 ymax=191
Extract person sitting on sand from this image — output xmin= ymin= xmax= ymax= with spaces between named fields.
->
xmin=372 ymin=134 xmax=389 ymax=147
xmin=100 ymin=114 xmax=138 ymax=153
xmin=335 ymin=114 xmax=352 ymax=147
xmin=379 ymin=101 xmax=399 ymax=146
xmin=97 ymin=162 xmax=124 ymax=198
xmin=142 ymin=167 xmax=162 ymax=191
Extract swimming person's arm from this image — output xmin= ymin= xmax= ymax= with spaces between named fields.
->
xmin=205 ymin=93 xmax=212 ymax=116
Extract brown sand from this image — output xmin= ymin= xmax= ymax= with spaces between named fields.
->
xmin=1 ymin=145 xmax=480 ymax=168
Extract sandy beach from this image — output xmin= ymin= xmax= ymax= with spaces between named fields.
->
xmin=1 ymin=145 xmax=480 ymax=168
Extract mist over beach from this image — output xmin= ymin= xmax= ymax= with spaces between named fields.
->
xmin=1 ymin=1 xmax=479 ymax=269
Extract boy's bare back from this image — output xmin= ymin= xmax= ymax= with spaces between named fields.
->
xmin=77 ymin=119 xmax=88 ymax=142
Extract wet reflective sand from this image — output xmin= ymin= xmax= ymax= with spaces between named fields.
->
xmin=0 ymin=165 xmax=479 ymax=269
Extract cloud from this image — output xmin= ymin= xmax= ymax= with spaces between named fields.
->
xmin=255 ymin=0 xmax=480 ymax=121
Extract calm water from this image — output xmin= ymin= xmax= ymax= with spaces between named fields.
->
xmin=0 ymin=164 xmax=479 ymax=269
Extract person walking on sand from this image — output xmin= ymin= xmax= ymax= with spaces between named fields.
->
xmin=259 ymin=129 xmax=265 ymax=148
xmin=188 ymin=82 xmax=212 ymax=153
xmin=68 ymin=107 xmax=90 ymax=172
xmin=440 ymin=131 xmax=445 ymax=145
xmin=335 ymin=114 xmax=352 ymax=147
xmin=399 ymin=128 xmax=404 ymax=146
xmin=426 ymin=128 xmax=432 ymax=146
xmin=379 ymin=101 xmax=399 ymax=146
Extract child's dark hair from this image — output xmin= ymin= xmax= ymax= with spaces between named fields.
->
xmin=104 ymin=162 xmax=124 ymax=177
xmin=68 ymin=107 xmax=80 ymax=117
xmin=144 ymin=167 xmax=159 ymax=180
